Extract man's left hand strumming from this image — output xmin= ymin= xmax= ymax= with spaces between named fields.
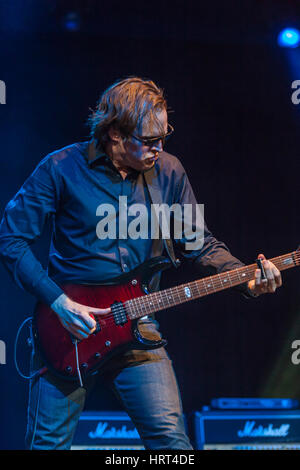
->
xmin=247 ymin=253 xmax=282 ymax=296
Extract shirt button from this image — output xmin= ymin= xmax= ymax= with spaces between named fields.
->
xmin=123 ymin=263 xmax=128 ymax=269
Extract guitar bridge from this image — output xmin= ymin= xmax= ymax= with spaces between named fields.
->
xmin=111 ymin=301 xmax=128 ymax=326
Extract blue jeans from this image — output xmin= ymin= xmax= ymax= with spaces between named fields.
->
xmin=25 ymin=319 xmax=193 ymax=450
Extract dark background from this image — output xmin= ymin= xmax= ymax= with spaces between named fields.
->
xmin=0 ymin=0 xmax=299 ymax=449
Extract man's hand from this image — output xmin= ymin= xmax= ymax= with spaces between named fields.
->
xmin=50 ymin=293 xmax=111 ymax=340
xmin=247 ymin=253 xmax=282 ymax=297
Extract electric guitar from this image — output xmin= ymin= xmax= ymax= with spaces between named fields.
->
xmin=33 ymin=250 xmax=300 ymax=384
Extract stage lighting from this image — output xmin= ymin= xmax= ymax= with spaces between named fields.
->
xmin=62 ymin=12 xmax=81 ymax=32
xmin=278 ymin=28 xmax=300 ymax=48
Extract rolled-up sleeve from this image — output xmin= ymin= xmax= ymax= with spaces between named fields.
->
xmin=0 ymin=155 xmax=64 ymax=306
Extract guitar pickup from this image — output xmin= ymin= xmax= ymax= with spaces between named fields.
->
xmin=111 ymin=301 xmax=128 ymax=326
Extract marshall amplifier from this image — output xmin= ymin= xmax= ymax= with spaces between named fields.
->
xmin=210 ymin=398 xmax=299 ymax=410
xmin=71 ymin=411 xmax=144 ymax=450
xmin=193 ymin=409 xmax=300 ymax=450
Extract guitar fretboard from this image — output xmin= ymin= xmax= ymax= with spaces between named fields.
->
xmin=125 ymin=252 xmax=299 ymax=320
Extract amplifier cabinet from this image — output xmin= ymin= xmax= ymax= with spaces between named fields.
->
xmin=193 ymin=410 xmax=300 ymax=450
xmin=71 ymin=411 xmax=144 ymax=450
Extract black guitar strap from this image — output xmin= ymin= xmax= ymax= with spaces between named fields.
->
xmin=143 ymin=166 xmax=180 ymax=269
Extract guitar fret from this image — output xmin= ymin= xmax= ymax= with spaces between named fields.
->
xmin=124 ymin=251 xmax=300 ymax=320
xmin=130 ymin=299 xmax=140 ymax=319
xmin=190 ymin=284 xmax=198 ymax=298
xmin=201 ymin=279 xmax=208 ymax=295
xmin=219 ymin=273 xmax=230 ymax=287
xmin=218 ymin=273 xmax=228 ymax=290
xmin=235 ymin=268 xmax=241 ymax=283
xmin=195 ymin=282 xmax=201 ymax=296
xmin=206 ymin=277 xmax=215 ymax=292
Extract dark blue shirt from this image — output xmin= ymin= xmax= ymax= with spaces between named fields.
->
xmin=0 ymin=141 xmax=249 ymax=306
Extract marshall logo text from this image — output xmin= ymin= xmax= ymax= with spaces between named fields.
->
xmin=238 ymin=420 xmax=290 ymax=438
xmin=88 ymin=421 xmax=140 ymax=440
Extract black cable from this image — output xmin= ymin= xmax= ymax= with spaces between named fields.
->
xmin=14 ymin=316 xmax=40 ymax=380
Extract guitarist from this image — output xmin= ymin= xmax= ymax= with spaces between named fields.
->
xmin=0 ymin=77 xmax=282 ymax=450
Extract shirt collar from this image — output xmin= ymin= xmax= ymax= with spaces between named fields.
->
xmin=86 ymin=139 xmax=110 ymax=167
xmin=85 ymin=140 xmax=140 ymax=179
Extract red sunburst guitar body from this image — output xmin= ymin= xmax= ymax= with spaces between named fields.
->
xmin=33 ymin=257 xmax=170 ymax=383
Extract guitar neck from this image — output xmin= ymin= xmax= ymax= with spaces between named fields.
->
xmin=126 ymin=251 xmax=299 ymax=320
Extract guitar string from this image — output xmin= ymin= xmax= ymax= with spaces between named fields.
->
xmin=89 ymin=252 xmax=300 ymax=326
xmin=122 ymin=253 xmax=298 ymax=316
xmin=81 ymin=252 xmax=300 ymax=330
xmin=99 ymin=256 xmax=300 ymax=327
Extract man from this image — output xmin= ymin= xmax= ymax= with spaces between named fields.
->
xmin=0 ymin=77 xmax=282 ymax=450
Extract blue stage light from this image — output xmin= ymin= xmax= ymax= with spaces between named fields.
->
xmin=62 ymin=12 xmax=81 ymax=32
xmin=278 ymin=28 xmax=300 ymax=48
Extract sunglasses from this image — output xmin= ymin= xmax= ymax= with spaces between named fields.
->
xmin=130 ymin=123 xmax=174 ymax=147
